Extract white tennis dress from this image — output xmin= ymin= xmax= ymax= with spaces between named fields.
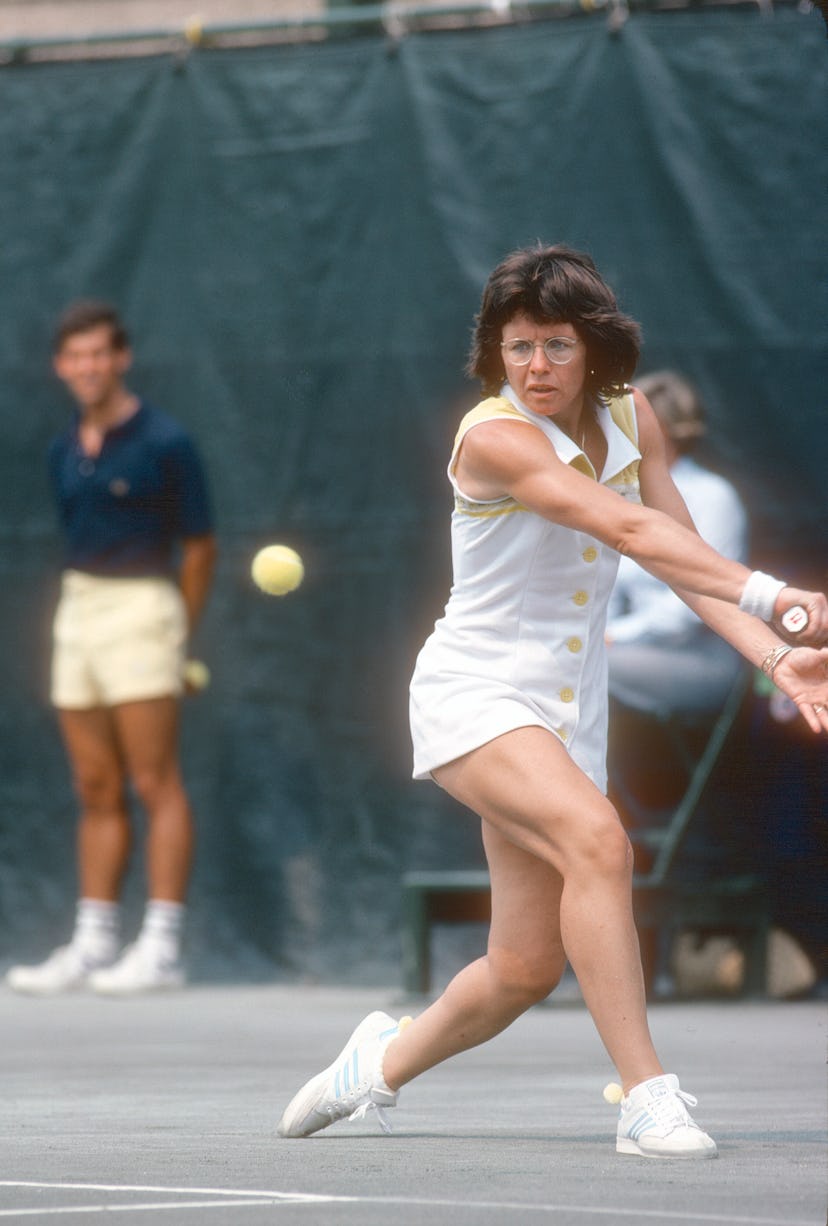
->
xmin=409 ymin=385 xmax=642 ymax=792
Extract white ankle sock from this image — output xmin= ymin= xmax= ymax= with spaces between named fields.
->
xmin=74 ymin=899 xmax=120 ymax=955
xmin=138 ymin=900 xmax=185 ymax=960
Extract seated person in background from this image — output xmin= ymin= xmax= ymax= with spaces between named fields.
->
xmin=607 ymin=374 xmax=822 ymax=998
xmin=606 ymin=370 xmax=749 ymax=718
xmin=606 ymin=372 xmax=752 ymax=994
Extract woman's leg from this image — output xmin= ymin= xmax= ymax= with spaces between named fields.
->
xmin=279 ymin=725 xmax=713 ymax=1155
xmin=384 ymin=819 xmax=567 ymax=1087
xmin=278 ymin=815 xmax=568 ymax=1139
xmin=385 ymin=726 xmax=662 ymax=1094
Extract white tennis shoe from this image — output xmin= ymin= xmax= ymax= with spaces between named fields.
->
xmin=615 ymin=1074 xmax=717 ymax=1159
xmin=277 ymin=1010 xmax=405 ymax=1138
xmin=88 ymin=941 xmax=185 ymax=995
xmin=5 ymin=942 xmax=116 ymax=995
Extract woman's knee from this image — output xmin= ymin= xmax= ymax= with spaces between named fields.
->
xmin=487 ymin=945 xmax=566 ymax=1007
xmin=569 ymin=806 xmax=633 ymax=880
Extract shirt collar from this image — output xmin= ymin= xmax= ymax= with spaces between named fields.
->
xmin=71 ymin=398 xmax=146 ymax=443
xmin=599 ymin=402 xmax=641 ymax=482
xmin=500 ymin=382 xmax=584 ymax=465
xmin=500 ymin=382 xmax=641 ymax=482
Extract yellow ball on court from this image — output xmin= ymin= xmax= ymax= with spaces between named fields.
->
xmin=251 ymin=544 xmax=304 ymax=596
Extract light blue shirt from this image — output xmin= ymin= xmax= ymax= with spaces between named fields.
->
xmin=607 ymin=456 xmax=748 ymax=645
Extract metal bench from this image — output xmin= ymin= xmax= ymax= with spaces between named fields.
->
xmin=401 ymin=869 xmax=492 ymax=995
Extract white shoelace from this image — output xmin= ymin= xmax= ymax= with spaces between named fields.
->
xmin=348 ymin=1102 xmax=394 ymax=1134
xmin=647 ymin=1087 xmax=698 ymax=1131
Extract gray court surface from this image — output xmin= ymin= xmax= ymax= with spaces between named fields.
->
xmin=1 ymin=984 xmax=825 ymax=1225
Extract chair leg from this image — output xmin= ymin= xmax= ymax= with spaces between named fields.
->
xmin=637 ymin=924 xmax=659 ymax=999
xmin=740 ymin=914 xmax=770 ymax=998
xmin=402 ymin=888 xmax=431 ymax=995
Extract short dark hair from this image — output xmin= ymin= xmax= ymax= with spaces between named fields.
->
xmin=52 ymin=300 xmax=129 ymax=353
xmin=467 ymin=243 xmax=641 ymax=400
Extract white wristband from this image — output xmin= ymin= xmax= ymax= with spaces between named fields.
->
xmin=739 ymin=571 xmax=786 ymax=622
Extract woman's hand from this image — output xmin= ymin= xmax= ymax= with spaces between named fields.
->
xmin=773 ymin=588 xmax=828 ymax=647
xmin=774 ymin=647 xmax=828 ymax=733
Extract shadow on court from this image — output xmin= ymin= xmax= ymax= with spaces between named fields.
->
xmin=0 ymin=984 xmax=825 ymax=1224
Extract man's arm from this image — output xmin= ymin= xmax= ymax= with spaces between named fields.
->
xmin=179 ymin=533 xmax=217 ymax=634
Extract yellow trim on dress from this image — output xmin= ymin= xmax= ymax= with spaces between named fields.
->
xmin=451 ymin=393 xmax=641 ymax=513
xmin=604 ymin=391 xmax=641 ymax=499
xmin=451 ymin=398 xmax=532 ymax=516
xmin=453 ymin=496 xmax=528 ymax=518
xmin=607 ymin=391 xmax=638 ymax=446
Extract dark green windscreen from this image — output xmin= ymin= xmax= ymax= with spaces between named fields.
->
xmin=1 ymin=9 xmax=825 ymax=981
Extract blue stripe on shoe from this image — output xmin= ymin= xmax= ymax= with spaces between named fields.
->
xmin=629 ymin=1111 xmax=653 ymax=1140
xmin=353 ymin=1049 xmax=359 ymax=1086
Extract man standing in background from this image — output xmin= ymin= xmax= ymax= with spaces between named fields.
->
xmin=6 ymin=301 xmax=216 ymax=995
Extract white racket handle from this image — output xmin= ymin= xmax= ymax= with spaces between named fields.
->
xmin=781 ymin=605 xmax=808 ymax=634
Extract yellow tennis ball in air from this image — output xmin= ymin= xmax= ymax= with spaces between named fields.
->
xmin=603 ymin=1082 xmax=624 ymax=1105
xmin=251 ymin=544 xmax=304 ymax=596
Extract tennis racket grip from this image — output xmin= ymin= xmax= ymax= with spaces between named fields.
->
xmin=781 ymin=605 xmax=808 ymax=634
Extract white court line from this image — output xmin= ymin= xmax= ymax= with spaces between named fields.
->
xmin=0 ymin=1182 xmax=812 ymax=1225
xmin=0 ymin=1203 xmax=303 ymax=1218
xmin=0 ymin=1184 xmax=330 ymax=1203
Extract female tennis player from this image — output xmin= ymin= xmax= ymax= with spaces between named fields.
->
xmin=278 ymin=244 xmax=828 ymax=1158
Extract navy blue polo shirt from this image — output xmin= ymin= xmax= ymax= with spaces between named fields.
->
xmin=48 ymin=401 xmax=213 ymax=577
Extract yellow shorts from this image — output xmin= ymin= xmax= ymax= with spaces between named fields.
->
xmin=51 ymin=571 xmax=188 ymax=709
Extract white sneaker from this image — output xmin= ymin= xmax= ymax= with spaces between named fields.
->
xmin=88 ymin=942 xmax=185 ymax=996
xmin=5 ymin=943 xmax=115 ymax=995
xmin=616 ymin=1074 xmax=718 ymax=1159
xmin=277 ymin=1011 xmax=404 ymax=1138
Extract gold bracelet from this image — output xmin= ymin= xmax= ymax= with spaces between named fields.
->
xmin=760 ymin=644 xmax=794 ymax=678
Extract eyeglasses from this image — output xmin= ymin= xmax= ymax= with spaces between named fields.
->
xmin=500 ymin=337 xmax=579 ymax=366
